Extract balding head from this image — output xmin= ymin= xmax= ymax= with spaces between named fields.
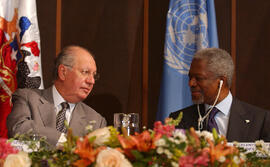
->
xmin=53 ymin=45 xmax=94 ymax=81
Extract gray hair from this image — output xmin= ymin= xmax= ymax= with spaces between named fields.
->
xmin=193 ymin=48 xmax=234 ymax=87
xmin=53 ymin=45 xmax=94 ymax=80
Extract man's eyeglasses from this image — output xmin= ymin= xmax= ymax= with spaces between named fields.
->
xmin=80 ymin=69 xmax=100 ymax=81
xmin=63 ymin=64 xmax=100 ymax=81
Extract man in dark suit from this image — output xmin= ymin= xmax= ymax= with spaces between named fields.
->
xmin=170 ymin=48 xmax=270 ymax=142
xmin=7 ymin=46 xmax=107 ymax=146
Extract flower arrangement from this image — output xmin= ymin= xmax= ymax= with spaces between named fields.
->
xmin=0 ymin=138 xmax=31 ymax=167
xmin=1 ymin=114 xmax=270 ymax=167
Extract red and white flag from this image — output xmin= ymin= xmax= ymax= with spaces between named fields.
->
xmin=0 ymin=0 xmax=43 ymax=138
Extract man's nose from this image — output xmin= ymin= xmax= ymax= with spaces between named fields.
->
xmin=189 ymin=77 xmax=196 ymax=87
xmin=86 ymin=75 xmax=95 ymax=84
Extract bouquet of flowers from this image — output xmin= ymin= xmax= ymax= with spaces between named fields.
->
xmin=1 ymin=114 xmax=270 ymax=167
xmin=0 ymin=138 xmax=31 ymax=167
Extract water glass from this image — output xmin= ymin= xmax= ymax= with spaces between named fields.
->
xmin=114 ymin=113 xmax=139 ymax=135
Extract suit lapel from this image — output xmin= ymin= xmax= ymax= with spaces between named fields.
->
xmin=184 ymin=104 xmax=206 ymax=131
xmin=38 ymin=87 xmax=56 ymax=128
xmin=226 ymin=98 xmax=253 ymax=141
xmin=69 ymin=103 xmax=87 ymax=136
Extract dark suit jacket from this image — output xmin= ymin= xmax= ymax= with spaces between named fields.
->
xmin=7 ymin=87 xmax=107 ymax=146
xmin=169 ymin=98 xmax=270 ymax=142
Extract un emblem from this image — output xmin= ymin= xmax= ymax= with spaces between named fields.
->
xmin=164 ymin=0 xmax=209 ymax=75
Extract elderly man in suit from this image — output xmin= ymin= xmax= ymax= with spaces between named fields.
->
xmin=170 ymin=48 xmax=270 ymax=142
xmin=7 ymin=45 xmax=106 ymax=146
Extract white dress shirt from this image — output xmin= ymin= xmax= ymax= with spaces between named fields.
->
xmin=52 ymin=85 xmax=76 ymax=144
xmin=52 ymin=85 xmax=76 ymax=124
xmin=205 ymin=92 xmax=232 ymax=136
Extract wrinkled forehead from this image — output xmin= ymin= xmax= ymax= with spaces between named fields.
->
xmin=190 ymin=59 xmax=207 ymax=70
xmin=73 ymin=52 xmax=96 ymax=69
xmin=189 ymin=59 xmax=214 ymax=76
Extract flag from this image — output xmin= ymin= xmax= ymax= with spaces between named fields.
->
xmin=157 ymin=0 xmax=218 ymax=122
xmin=0 ymin=0 xmax=43 ymax=138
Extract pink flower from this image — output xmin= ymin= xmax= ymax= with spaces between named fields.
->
xmin=179 ymin=149 xmax=209 ymax=167
xmin=0 ymin=138 xmax=19 ymax=159
xmin=153 ymin=121 xmax=175 ymax=137
xmin=193 ymin=149 xmax=210 ymax=166
xmin=179 ymin=155 xmax=195 ymax=167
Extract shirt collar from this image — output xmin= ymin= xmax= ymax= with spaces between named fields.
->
xmin=52 ymin=85 xmax=76 ymax=111
xmin=205 ymin=91 xmax=232 ymax=116
xmin=52 ymin=85 xmax=65 ymax=107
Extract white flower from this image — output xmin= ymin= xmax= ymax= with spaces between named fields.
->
xmin=255 ymin=140 xmax=270 ymax=156
xmin=155 ymin=138 xmax=166 ymax=147
xmin=173 ymin=129 xmax=187 ymax=141
xmin=164 ymin=149 xmax=173 ymax=159
xmin=3 ymin=151 xmax=31 ymax=167
xmin=240 ymin=153 xmax=246 ymax=161
xmin=174 ymin=139 xmax=180 ymax=144
xmin=167 ymin=137 xmax=180 ymax=144
xmin=233 ymin=155 xmax=240 ymax=164
xmin=85 ymin=124 xmax=93 ymax=132
xmin=156 ymin=147 xmax=164 ymax=154
xmin=168 ymin=137 xmax=174 ymax=143
xmin=152 ymin=164 xmax=159 ymax=167
xmin=218 ymin=156 xmax=226 ymax=163
xmin=255 ymin=140 xmax=264 ymax=147
xmin=87 ymin=127 xmax=110 ymax=146
xmin=233 ymin=141 xmax=239 ymax=147
xmin=95 ymin=149 xmax=132 ymax=167
xmin=171 ymin=161 xmax=178 ymax=167
xmin=196 ymin=130 xmax=214 ymax=141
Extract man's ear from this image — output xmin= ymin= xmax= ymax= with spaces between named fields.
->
xmin=58 ymin=64 xmax=67 ymax=80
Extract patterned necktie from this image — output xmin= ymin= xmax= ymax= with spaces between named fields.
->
xmin=56 ymin=102 xmax=69 ymax=133
xmin=207 ymin=107 xmax=219 ymax=133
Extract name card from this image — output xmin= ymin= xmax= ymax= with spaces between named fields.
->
xmin=228 ymin=142 xmax=270 ymax=157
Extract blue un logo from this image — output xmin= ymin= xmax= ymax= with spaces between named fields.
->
xmin=164 ymin=0 xmax=209 ymax=75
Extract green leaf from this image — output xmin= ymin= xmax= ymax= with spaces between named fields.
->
xmin=131 ymin=150 xmax=144 ymax=160
xmin=88 ymin=136 xmax=96 ymax=143
xmin=132 ymin=161 xmax=148 ymax=167
xmin=167 ymin=112 xmax=183 ymax=126
xmin=141 ymin=156 xmax=153 ymax=163
xmin=212 ymin=128 xmax=219 ymax=143
xmin=177 ymin=142 xmax=186 ymax=150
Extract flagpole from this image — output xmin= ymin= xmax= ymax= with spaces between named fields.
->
xmin=142 ymin=0 xmax=149 ymax=128
xmin=56 ymin=0 xmax=62 ymax=56
xmin=231 ymin=0 xmax=236 ymax=95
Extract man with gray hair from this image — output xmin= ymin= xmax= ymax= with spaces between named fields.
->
xmin=7 ymin=45 xmax=107 ymax=146
xmin=170 ymin=48 xmax=270 ymax=142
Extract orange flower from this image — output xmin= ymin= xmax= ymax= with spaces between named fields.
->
xmin=117 ymin=135 xmax=136 ymax=150
xmin=117 ymin=130 xmax=159 ymax=159
xmin=117 ymin=135 xmax=135 ymax=159
xmin=73 ymin=136 xmax=106 ymax=167
xmin=132 ymin=131 xmax=153 ymax=152
xmin=189 ymin=128 xmax=201 ymax=147
xmin=207 ymin=138 xmax=238 ymax=164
